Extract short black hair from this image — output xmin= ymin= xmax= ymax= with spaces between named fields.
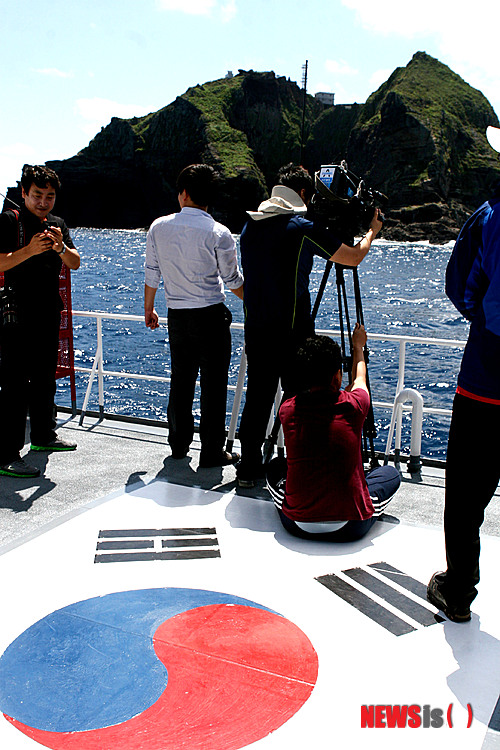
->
xmin=21 ymin=164 xmax=61 ymax=193
xmin=176 ymin=164 xmax=218 ymax=207
xmin=276 ymin=163 xmax=314 ymax=203
xmin=296 ymin=335 xmax=342 ymax=390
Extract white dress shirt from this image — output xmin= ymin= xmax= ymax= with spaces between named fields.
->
xmin=145 ymin=207 xmax=243 ymax=309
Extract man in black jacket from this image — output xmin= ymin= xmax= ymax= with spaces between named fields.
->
xmin=237 ymin=164 xmax=382 ymax=487
xmin=0 ymin=164 xmax=80 ymax=478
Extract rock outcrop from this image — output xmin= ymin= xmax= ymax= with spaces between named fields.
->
xmin=4 ymin=53 xmax=500 ymax=243
xmin=342 ymin=52 xmax=500 ymax=242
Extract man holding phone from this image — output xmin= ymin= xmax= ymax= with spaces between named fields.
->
xmin=0 ymin=164 xmax=80 ymax=478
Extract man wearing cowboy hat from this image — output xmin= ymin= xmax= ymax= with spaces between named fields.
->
xmin=236 ymin=163 xmax=382 ymax=487
xmin=428 ymin=125 xmax=500 ymax=622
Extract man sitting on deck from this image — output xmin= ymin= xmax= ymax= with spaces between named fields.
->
xmin=267 ymin=324 xmax=401 ymax=542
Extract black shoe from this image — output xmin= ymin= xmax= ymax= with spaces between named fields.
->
xmin=236 ymin=462 xmax=266 ymax=488
xmin=0 ymin=458 xmax=41 ymax=478
xmin=31 ymin=437 xmax=77 ymax=452
xmin=170 ymin=448 xmax=189 ymax=459
xmin=199 ymin=451 xmax=240 ymax=468
xmin=237 ymin=476 xmax=256 ymax=488
xmin=427 ymin=572 xmax=471 ymax=623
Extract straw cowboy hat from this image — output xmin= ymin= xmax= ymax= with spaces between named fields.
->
xmin=246 ymin=185 xmax=308 ymax=221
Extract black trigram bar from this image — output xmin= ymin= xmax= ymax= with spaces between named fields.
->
xmin=489 ymin=694 xmax=500 ymax=732
xmin=367 ymin=561 xmax=428 ymax=598
xmin=98 ymin=528 xmax=216 ymax=538
xmin=97 ymin=540 xmax=154 ymax=550
xmin=317 ymin=561 xmax=443 ymax=636
xmin=94 ymin=528 xmax=220 ymax=563
xmin=161 ymin=538 xmax=218 ymax=548
xmin=95 ymin=550 xmax=221 ymax=563
xmin=316 ymin=573 xmax=416 ymax=637
xmin=344 ymin=568 xmax=437 ymax=627
xmin=367 ymin=562 xmax=445 ymax=624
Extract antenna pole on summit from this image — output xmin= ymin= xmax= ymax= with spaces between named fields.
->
xmin=300 ymin=60 xmax=308 ymax=164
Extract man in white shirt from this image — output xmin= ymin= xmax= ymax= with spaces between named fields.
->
xmin=144 ymin=164 xmax=244 ymax=467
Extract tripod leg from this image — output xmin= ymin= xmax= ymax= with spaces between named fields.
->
xmin=312 ymin=261 xmax=333 ymax=322
xmin=263 ymin=257 xmax=335 ymax=466
xmin=335 ymin=265 xmax=351 ymax=376
xmin=350 ymin=268 xmax=379 ymax=466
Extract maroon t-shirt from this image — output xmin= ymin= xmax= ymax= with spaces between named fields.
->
xmin=279 ymin=386 xmax=374 ymax=522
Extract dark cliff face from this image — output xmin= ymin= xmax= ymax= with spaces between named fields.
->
xmin=342 ymin=52 xmax=500 ymax=242
xmin=4 ymin=54 xmax=500 ymax=242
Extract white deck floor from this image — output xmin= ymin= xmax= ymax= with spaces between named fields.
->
xmin=1 ymin=457 xmax=499 ymax=749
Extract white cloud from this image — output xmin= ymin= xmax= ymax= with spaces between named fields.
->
xmin=156 ymin=0 xmax=235 ymax=21
xmin=341 ymin=0 xmax=488 ymax=37
xmin=220 ymin=0 xmax=237 ymax=22
xmin=341 ymin=0 xmax=500 ymax=116
xmin=75 ymin=98 xmax=152 ymax=136
xmin=156 ymin=0 xmax=217 ymax=15
xmin=32 ymin=68 xmax=73 ymax=79
xmin=325 ymin=59 xmax=358 ymax=76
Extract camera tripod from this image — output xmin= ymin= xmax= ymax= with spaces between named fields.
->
xmin=263 ymin=259 xmax=379 ymax=468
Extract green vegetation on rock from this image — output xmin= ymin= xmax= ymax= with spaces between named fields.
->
xmin=12 ymin=51 xmax=496 ymax=243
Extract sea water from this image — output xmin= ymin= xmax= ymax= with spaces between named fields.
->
xmin=55 ymin=228 xmax=468 ymax=460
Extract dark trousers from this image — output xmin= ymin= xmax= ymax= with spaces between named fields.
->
xmin=267 ymin=458 xmax=400 ymax=542
xmin=0 ymin=313 xmax=60 ymax=464
xmin=440 ymin=393 xmax=500 ymax=607
xmin=238 ymin=333 xmax=303 ymax=470
xmin=167 ymin=304 xmax=232 ymax=461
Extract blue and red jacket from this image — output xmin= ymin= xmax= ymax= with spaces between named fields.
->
xmin=446 ymin=181 xmax=500 ymax=403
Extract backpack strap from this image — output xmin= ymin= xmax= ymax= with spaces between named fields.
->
xmin=10 ymin=209 xmax=25 ymax=249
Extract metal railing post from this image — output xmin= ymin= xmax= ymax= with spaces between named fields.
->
xmin=226 ymin=348 xmax=247 ymax=452
xmin=385 ymin=387 xmax=424 ymax=475
xmin=97 ymin=317 xmax=104 ymax=418
xmin=79 ymin=316 xmax=103 ymax=426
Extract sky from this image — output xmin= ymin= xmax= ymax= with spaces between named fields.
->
xmin=1 ymin=0 xmax=499 ymax=199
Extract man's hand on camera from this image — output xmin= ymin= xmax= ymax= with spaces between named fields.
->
xmin=145 ymin=310 xmax=159 ymax=329
xmin=45 ymin=225 xmax=64 ymax=253
xmin=369 ymin=208 xmax=383 ymax=236
xmin=352 ymin=322 xmax=367 ymax=349
xmin=28 ymin=233 xmax=53 ymax=256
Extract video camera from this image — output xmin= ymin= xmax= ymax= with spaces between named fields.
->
xmin=310 ymin=161 xmax=388 ymax=245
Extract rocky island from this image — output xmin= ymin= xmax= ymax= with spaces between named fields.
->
xmin=4 ymin=52 xmax=500 ymax=243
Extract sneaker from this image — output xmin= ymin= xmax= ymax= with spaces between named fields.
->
xmin=427 ymin=572 xmax=471 ymax=623
xmin=31 ymin=437 xmax=77 ymax=452
xmin=0 ymin=458 xmax=41 ymax=478
xmin=199 ymin=451 xmax=240 ymax=468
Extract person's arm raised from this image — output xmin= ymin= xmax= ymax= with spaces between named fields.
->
xmin=329 ymin=209 xmax=383 ymax=267
xmin=347 ymin=323 xmax=368 ymax=393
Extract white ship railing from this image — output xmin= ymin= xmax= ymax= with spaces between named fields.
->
xmin=71 ymin=311 xmax=467 ymax=469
